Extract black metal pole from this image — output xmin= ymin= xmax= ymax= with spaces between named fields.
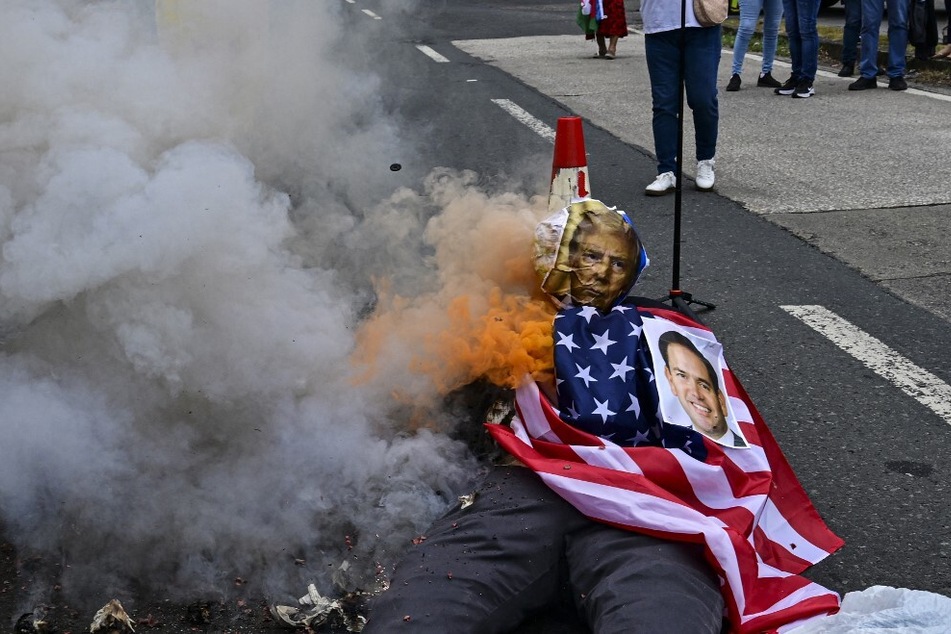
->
xmin=671 ymin=0 xmax=686 ymax=295
xmin=665 ymin=0 xmax=716 ymax=323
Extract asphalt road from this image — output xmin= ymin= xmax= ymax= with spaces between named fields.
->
xmin=359 ymin=0 xmax=951 ymax=611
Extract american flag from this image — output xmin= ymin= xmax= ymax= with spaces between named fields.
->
xmin=551 ymin=301 xmax=710 ymax=455
xmin=486 ymin=303 xmax=844 ymax=633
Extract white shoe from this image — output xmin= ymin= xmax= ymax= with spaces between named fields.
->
xmin=645 ymin=171 xmax=676 ymax=196
xmin=696 ymin=159 xmax=715 ymax=191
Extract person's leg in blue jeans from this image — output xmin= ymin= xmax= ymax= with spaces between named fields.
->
xmin=839 ymin=0 xmax=861 ymax=73
xmin=760 ymin=0 xmax=784 ymax=76
xmin=645 ymin=30 xmax=682 ymax=176
xmin=884 ymin=0 xmax=908 ymax=77
xmin=858 ymin=0 xmax=885 ymax=78
xmin=730 ymin=0 xmax=766 ymax=79
xmin=794 ymin=0 xmax=821 ymax=82
xmin=684 ymin=26 xmax=721 ymax=163
xmin=645 ymin=27 xmax=720 ymax=191
xmin=782 ymin=0 xmax=802 ymax=79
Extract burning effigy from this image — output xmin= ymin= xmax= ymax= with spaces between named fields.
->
xmin=350 ymin=195 xmax=844 ymax=633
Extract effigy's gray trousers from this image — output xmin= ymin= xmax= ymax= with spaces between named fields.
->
xmin=363 ymin=466 xmax=724 ymax=634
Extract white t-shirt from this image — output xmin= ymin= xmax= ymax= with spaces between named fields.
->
xmin=640 ymin=0 xmax=703 ymax=34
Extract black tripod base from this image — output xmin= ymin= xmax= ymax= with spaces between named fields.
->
xmin=664 ymin=290 xmax=716 ymax=324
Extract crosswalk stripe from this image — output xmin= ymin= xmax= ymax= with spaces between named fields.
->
xmin=781 ymin=305 xmax=951 ymax=425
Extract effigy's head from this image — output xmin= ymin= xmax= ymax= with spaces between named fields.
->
xmin=533 ymin=199 xmax=649 ymax=312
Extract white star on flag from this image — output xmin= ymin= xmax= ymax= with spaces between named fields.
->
xmin=591 ymin=330 xmax=616 ymax=354
xmin=556 ymin=331 xmax=580 ymax=351
xmin=592 ymin=397 xmax=616 ymax=424
xmin=578 ymin=306 xmax=599 ymax=323
xmin=630 ymin=428 xmax=650 ymax=444
xmin=609 ymin=356 xmax=635 ymax=381
xmin=574 ymin=363 xmax=596 ymax=387
xmin=626 ymin=392 xmax=641 ymax=416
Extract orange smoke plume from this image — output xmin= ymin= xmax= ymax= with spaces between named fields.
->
xmin=349 ymin=171 xmax=558 ymax=421
xmin=424 ymin=289 xmax=555 ymax=392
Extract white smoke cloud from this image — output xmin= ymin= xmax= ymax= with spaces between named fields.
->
xmin=0 ymin=0 xmax=529 ymax=612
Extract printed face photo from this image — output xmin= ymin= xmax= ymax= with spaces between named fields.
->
xmin=540 ymin=200 xmax=642 ymax=311
xmin=642 ymin=320 xmax=748 ymax=449
xmin=567 ymin=217 xmax=638 ymax=312
xmin=663 ymin=341 xmax=728 ymax=438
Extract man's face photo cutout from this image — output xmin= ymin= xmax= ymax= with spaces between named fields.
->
xmin=642 ymin=321 xmax=747 ymax=448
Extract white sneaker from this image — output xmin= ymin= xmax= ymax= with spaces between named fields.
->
xmin=645 ymin=171 xmax=676 ymax=196
xmin=696 ymin=159 xmax=715 ymax=191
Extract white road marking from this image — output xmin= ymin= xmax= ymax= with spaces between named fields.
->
xmin=781 ymin=305 xmax=951 ymax=425
xmin=490 ymin=99 xmax=555 ymax=143
xmin=362 ymin=9 xmax=381 ymax=19
xmin=416 ymin=45 xmax=449 ymax=63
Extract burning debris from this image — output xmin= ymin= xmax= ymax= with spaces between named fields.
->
xmin=458 ymin=492 xmax=477 ymax=510
xmin=271 ymin=583 xmax=368 ymax=632
xmin=485 ymin=398 xmax=515 ymax=425
xmin=14 ymin=607 xmax=50 ymax=634
xmin=89 ymin=599 xmax=135 ymax=633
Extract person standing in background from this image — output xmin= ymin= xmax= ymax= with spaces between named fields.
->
xmin=908 ymin=0 xmax=938 ymax=61
xmin=934 ymin=0 xmax=951 ymax=57
xmin=641 ymin=0 xmax=720 ymax=195
xmin=725 ymin=0 xmax=784 ymax=91
xmin=579 ymin=0 xmax=629 ymax=59
xmin=837 ymin=0 xmax=861 ymax=76
xmin=773 ymin=0 xmax=821 ymax=98
xmin=848 ymin=0 xmax=909 ymax=91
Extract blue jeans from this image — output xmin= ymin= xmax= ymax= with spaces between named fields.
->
xmin=645 ymin=27 xmax=721 ymax=175
xmin=859 ymin=0 xmax=908 ymax=77
xmin=781 ymin=0 xmax=821 ymax=81
xmin=841 ymin=0 xmax=861 ymax=64
xmin=731 ymin=0 xmax=784 ymax=75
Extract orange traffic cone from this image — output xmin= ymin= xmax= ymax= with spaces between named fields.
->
xmin=548 ymin=116 xmax=591 ymax=212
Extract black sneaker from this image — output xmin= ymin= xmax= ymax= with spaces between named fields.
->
xmin=837 ymin=62 xmax=854 ymax=77
xmin=774 ymin=76 xmax=798 ymax=95
xmin=726 ymin=73 xmax=741 ymax=91
xmin=888 ymin=75 xmax=908 ymax=91
xmin=756 ymin=72 xmax=782 ymax=88
xmin=848 ymin=76 xmax=878 ymax=91
xmin=791 ymin=79 xmax=814 ymax=98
